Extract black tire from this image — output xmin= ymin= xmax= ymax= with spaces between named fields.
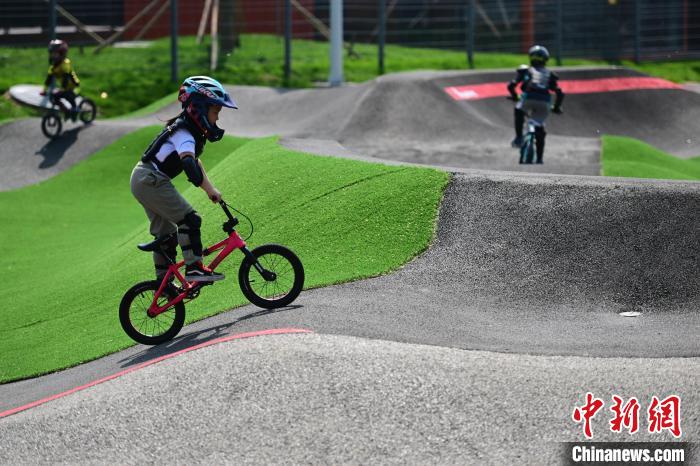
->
xmin=78 ymin=98 xmax=96 ymax=124
xmin=119 ymin=281 xmax=185 ymax=345
xmin=521 ymin=134 xmax=535 ymax=164
xmin=41 ymin=113 xmax=62 ymax=139
xmin=238 ymin=244 xmax=304 ymax=309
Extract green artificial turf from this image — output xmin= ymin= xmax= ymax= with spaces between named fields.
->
xmin=602 ymin=135 xmax=700 ymax=180
xmin=0 ymin=127 xmax=449 ymax=383
xmin=2 ymin=34 xmax=696 ymax=118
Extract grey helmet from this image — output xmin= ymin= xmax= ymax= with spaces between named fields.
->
xmin=528 ymin=45 xmax=550 ymax=66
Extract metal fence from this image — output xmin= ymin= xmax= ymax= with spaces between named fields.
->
xmin=1 ymin=1 xmax=698 ymax=67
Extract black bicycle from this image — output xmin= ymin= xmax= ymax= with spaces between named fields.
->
xmin=41 ymin=91 xmax=96 ymax=139
xmin=507 ymin=95 xmax=562 ymax=164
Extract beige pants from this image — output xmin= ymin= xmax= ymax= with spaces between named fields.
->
xmin=130 ymin=162 xmax=199 ymax=277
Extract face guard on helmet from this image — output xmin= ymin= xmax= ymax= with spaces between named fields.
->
xmin=528 ymin=45 xmax=550 ymax=66
xmin=48 ymin=39 xmax=68 ymax=66
xmin=178 ymin=76 xmax=237 ymax=142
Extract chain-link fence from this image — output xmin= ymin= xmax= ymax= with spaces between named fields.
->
xmin=2 ymin=1 xmax=698 ymax=116
xmin=2 ymin=1 xmax=699 ymax=60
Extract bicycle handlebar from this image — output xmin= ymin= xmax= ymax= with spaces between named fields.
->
xmin=219 ymin=200 xmax=235 ymax=221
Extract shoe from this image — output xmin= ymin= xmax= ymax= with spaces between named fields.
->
xmin=535 ymin=159 xmax=543 ymax=164
xmin=185 ymin=261 xmax=225 ymax=282
xmin=511 ymin=136 xmax=523 ymax=148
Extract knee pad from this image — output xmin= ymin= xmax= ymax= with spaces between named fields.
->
xmin=181 ymin=211 xmax=202 ymax=229
xmin=178 ymin=211 xmax=203 ymax=256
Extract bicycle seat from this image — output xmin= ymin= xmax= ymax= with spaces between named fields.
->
xmin=137 ymin=234 xmax=175 ymax=252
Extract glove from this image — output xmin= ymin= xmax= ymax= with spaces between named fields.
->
xmin=551 ymin=106 xmax=563 ymax=115
xmin=39 ymin=91 xmax=46 ymax=96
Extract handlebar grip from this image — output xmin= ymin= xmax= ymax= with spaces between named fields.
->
xmin=219 ymin=200 xmax=234 ymax=221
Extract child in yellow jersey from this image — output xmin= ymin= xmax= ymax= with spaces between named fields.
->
xmin=41 ymin=39 xmax=81 ymax=120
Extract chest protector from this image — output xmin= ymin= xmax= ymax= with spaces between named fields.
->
xmin=141 ymin=116 xmax=206 ymax=179
xmin=522 ymin=66 xmax=552 ymax=95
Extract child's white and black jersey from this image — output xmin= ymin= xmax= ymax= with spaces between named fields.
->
xmin=149 ymin=129 xmax=198 ymax=178
xmin=141 ymin=118 xmax=206 ymax=179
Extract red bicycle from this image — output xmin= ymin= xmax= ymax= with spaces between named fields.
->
xmin=119 ymin=201 xmax=304 ymax=345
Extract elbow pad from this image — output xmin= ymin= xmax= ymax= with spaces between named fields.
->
xmin=182 ymin=156 xmax=203 ymax=187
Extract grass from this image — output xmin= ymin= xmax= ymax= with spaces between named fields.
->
xmin=602 ymin=135 xmax=700 ymax=180
xmin=0 ymin=127 xmax=449 ymax=383
xmin=2 ymin=34 xmax=698 ymax=119
xmin=110 ymin=91 xmax=178 ymax=120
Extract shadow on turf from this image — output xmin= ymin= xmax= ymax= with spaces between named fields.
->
xmin=118 ymin=304 xmax=303 ymax=368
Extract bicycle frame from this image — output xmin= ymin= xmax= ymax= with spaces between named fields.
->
xmin=146 ymin=203 xmax=260 ymax=318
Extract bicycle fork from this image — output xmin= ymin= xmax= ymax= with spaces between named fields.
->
xmin=240 ymin=246 xmax=277 ymax=282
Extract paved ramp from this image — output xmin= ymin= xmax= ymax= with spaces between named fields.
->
xmin=0 ymin=119 xmax=140 ymax=191
xmin=1 ymin=333 xmax=698 ymax=464
xmin=4 ymin=66 xmax=698 ymax=191
xmin=1 ymin=68 xmax=699 ymax=462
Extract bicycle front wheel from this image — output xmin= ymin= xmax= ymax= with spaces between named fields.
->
xmin=520 ymin=134 xmax=535 ymax=164
xmin=238 ymin=244 xmax=304 ymax=309
xmin=41 ymin=113 xmax=62 ymax=139
xmin=119 ymin=281 xmax=185 ymax=345
xmin=78 ymin=98 xmax=96 ymax=124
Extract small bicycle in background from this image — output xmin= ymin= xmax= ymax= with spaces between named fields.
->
xmin=518 ymin=106 xmax=563 ymax=164
xmin=119 ymin=201 xmax=305 ymax=345
xmin=40 ymin=89 xmax=96 ymax=139
xmin=507 ymin=95 xmax=562 ymax=164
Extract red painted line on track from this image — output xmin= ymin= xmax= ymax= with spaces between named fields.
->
xmin=0 ymin=328 xmax=312 ymax=419
xmin=444 ymin=76 xmax=682 ymax=101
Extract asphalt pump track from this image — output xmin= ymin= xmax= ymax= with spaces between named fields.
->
xmin=1 ymin=68 xmax=698 ymax=463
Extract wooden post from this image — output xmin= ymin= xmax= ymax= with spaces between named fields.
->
xmin=94 ymin=0 xmax=162 ymax=53
xmin=197 ymin=0 xmax=213 ymax=45
xmin=134 ymin=0 xmax=171 ymax=41
xmin=44 ymin=0 xmax=106 ymax=45
xmin=210 ymin=0 xmax=220 ymax=71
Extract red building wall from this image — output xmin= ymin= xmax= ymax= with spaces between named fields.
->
xmin=123 ymin=0 xmax=314 ymax=40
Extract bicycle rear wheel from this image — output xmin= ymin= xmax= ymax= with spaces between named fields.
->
xmin=41 ymin=113 xmax=62 ymax=139
xmin=119 ymin=281 xmax=185 ymax=345
xmin=238 ymin=244 xmax=304 ymax=309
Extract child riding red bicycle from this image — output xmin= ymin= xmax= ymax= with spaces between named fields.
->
xmin=124 ymin=75 xmax=304 ymax=345
xmin=130 ymin=75 xmax=235 ymax=283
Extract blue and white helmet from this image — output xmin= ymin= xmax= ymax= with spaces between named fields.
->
xmin=178 ymin=76 xmax=237 ymax=142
